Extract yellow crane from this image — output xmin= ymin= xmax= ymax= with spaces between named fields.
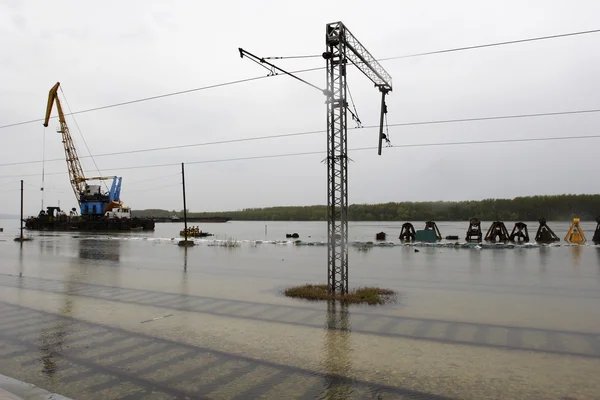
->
xmin=44 ymin=82 xmax=121 ymax=213
xmin=44 ymin=82 xmax=88 ymax=201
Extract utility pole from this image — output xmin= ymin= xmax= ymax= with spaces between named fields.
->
xmin=239 ymin=21 xmax=392 ymax=294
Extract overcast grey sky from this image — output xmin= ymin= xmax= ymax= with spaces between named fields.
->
xmin=1 ymin=0 xmax=599 ymax=215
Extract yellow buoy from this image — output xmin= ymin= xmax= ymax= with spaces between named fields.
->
xmin=564 ymin=218 xmax=587 ymax=244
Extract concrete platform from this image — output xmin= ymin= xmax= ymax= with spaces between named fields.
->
xmin=0 ymin=374 xmax=71 ymax=400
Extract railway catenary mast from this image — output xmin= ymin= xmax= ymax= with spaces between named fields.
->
xmin=240 ymin=22 xmax=392 ymax=294
xmin=323 ymin=22 xmax=393 ymax=294
xmin=44 ymin=82 xmax=123 ymax=216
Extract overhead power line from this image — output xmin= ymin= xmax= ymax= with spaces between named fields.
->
xmin=1 ymin=107 xmax=598 ymax=168
xmin=264 ymin=54 xmax=322 ymax=60
xmin=1 ymin=27 xmax=599 ymax=131
xmin=0 ymin=75 xmax=274 ymax=130
xmin=378 ymin=28 xmax=600 ymax=61
xmin=1 ymin=133 xmax=599 ymax=180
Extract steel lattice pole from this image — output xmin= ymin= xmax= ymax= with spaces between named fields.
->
xmin=326 ymin=23 xmax=349 ymax=295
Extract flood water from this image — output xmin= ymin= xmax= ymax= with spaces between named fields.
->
xmin=0 ymin=219 xmax=599 ymax=399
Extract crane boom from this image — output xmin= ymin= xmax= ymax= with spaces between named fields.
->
xmin=44 ymin=82 xmax=87 ymax=202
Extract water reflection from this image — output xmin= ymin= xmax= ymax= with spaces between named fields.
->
xmin=38 ymin=297 xmax=72 ymax=377
xmin=596 ymin=248 xmax=600 ymax=281
xmin=570 ymin=245 xmax=583 ymax=267
xmin=183 ymin=246 xmax=188 ymax=272
xmin=39 ymin=236 xmax=59 ymax=256
xmin=17 ymin=242 xmax=24 ymax=277
xmin=321 ymin=301 xmax=353 ymax=399
xmin=17 ymin=244 xmax=25 ymax=302
xmin=468 ymin=247 xmax=481 ymax=274
xmin=513 ymin=247 xmax=528 ymax=272
xmin=181 ymin=247 xmax=189 ymax=306
xmin=78 ymin=238 xmax=120 ymax=263
xmin=538 ymin=246 xmax=550 ymax=273
xmin=37 ymin=276 xmax=75 ymax=379
xmin=491 ymin=249 xmax=506 ymax=274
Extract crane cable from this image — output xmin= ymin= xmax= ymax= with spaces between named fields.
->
xmin=41 ymin=126 xmax=46 ymax=210
xmin=59 ymin=86 xmax=109 ymax=191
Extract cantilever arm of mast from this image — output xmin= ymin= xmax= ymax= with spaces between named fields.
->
xmin=338 ymin=23 xmax=392 ymax=92
xmin=238 ymin=48 xmax=326 ymax=94
xmin=327 ymin=22 xmax=393 ymax=155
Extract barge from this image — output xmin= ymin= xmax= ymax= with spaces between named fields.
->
xmin=25 ymin=206 xmax=155 ymax=232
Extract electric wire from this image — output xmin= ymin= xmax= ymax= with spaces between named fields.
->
xmin=383 ymin=113 xmax=391 ymax=146
xmin=0 ymin=75 xmax=272 ymax=130
xmin=2 ymin=133 xmax=599 ymax=180
xmin=346 ymin=83 xmax=362 ymax=128
xmin=3 ymin=27 xmax=598 ymax=131
xmin=135 ymin=182 xmax=182 ymax=193
xmin=239 ymin=48 xmax=325 ymax=93
xmin=247 ymin=56 xmax=275 ymax=75
xmin=1 ymin=107 xmax=599 ymax=168
xmin=0 ymin=129 xmax=327 ymax=167
xmin=384 ymin=108 xmax=600 ymax=128
xmin=378 ymin=28 xmax=600 ymax=61
xmin=127 ymin=172 xmax=181 ymax=186
xmin=264 ymin=55 xmax=322 ymax=60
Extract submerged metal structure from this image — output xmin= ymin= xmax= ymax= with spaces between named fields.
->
xmin=424 ymin=221 xmax=442 ymax=241
xmin=465 ymin=218 xmax=483 ymax=242
xmin=593 ymin=217 xmax=600 ymax=245
xmin=535 ymin=218 xmax=560 ymax=243
xmin=565 ymin=217 xmax=587 ymax=244
xmin=324 ymin=22 xmax=392 ymax=294
xmin=399 ymin=222 xmax=416 ymax=242
xmin=509 ymin=222 xmax=530 ymax=242
xmin=484 ymin=221 xmax=510 ymax=242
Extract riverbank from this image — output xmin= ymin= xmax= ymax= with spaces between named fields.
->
xmin=132 ymin=194 xmax=600 ymax=222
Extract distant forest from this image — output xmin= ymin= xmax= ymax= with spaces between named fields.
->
xmin=133 ymin=194 xmax=600 ymax=221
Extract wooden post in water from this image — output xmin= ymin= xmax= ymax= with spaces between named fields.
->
xmin=14 ymin=180 xmax=30 ymax=243
xmin=178 ymin=163 xmax=194 ymax=247
xmin=182 ymin=163 xmax=188 ymax=242
xmin=20 ymin=180 xmax=23 ymax=240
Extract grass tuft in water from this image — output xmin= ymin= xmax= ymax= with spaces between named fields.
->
xmin=283 ymin=284 xmax=396 ymax=305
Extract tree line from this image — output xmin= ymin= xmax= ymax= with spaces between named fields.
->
xmin=132 ymin=194 xmax=600 ymax=221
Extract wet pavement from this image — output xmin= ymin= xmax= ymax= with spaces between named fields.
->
xmin=0 ymin=300 xmax=455 ymax=399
